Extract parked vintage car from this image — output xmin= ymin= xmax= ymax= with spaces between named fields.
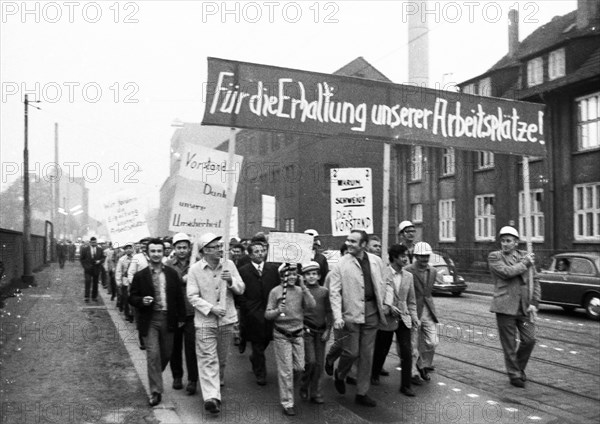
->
xmin=538 ymin=252 xmax=600 ymax=320
xmin=430 ymin=252 xmax=467 ymax=297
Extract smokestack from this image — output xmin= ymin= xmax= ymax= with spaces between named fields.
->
xmin=408 ymin=2 xmax=429 ymax=87
xmin=508 ymin=9 xmax=519 ymax=58
xmin=577 ymin=0 xmax=600 ymax=29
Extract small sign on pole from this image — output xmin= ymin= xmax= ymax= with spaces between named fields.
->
xmin=330 ymin=168 xmax=373 ymax=236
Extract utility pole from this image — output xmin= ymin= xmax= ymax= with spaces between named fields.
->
xmin=22 ymin=95 xmax=35 ymax=285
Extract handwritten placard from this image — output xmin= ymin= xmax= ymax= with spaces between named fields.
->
xmin=267 ymin=232 xmax=313 ymax=265
xmin=202 ymin=57 xmax=547 ymax=157
xmin=103 ymin=191 xmax=150 ymax=247
xmin=330 ymin=168 xmax=373 ymax=236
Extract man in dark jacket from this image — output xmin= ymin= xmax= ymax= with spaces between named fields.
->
xmin=129 ymin=238 xmax=185 ymax=407
xmin=238 ymin=241 xmax=280 ymax=385
xmin=79 ymin=237 xmax=105 ymax=302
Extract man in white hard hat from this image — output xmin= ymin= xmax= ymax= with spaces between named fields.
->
xmin=166 ymin=233 xmax=198 ymax=395
xmin=398 ymin=221 xmax=417 ymax=262
xmin=404 ymin=241 xmax=439 ymax=386
xmin=187 ymin=233 xmax=245 ymax=414
xmin=488 ymin=226 xmax=540 ymax=388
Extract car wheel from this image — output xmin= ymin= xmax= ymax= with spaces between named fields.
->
xmin=561 ymin=305 xmax=575 ymax=313
xmin=584 ymin=294 xmax=600 ymax=321
xmin=452 ymin=291 xmax=462 ymax=297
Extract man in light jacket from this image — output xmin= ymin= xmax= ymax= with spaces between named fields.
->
xmin=187 ymin=233 xmax=245 ymax=414
xmin=329 ymin=229 xmax=387 ymax=408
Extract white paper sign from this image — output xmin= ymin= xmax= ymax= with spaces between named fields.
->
xmin=103 ymin=191 xmax=150 ymax=247
xmin=330 ymin=168 xmax=373 ymax=236
xmin=230 ymin=206 xmax=239 ymax=240
xmin=267 ymin=232 xmax=313 ymax=265
xmin=262 ymin=195 xmax=276 ymax=228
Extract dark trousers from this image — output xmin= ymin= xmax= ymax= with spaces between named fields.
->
xmin=84 ymin=269 xmax=100 ymax=300
xmin=120 ymin=286 xmax=133 ymax=319
xmin=496 ymin=313 xmax=536 ymax=380
xmin=372 ymin=321 xmax=412 ymax=389
xmin=144 ymin=311 xmax=174 ymax=394
xmin=250 ymin=339 xmax=270 ymax=379
xmin=58 ymin=256 xmax=66 ymax=268
xmin=101 ymin=268 xmax=108 ymax=289
xmin=325 ymin=327 xmax=345 ymax=366
xmin=170 ymin=316 xmax=198 ymax=382
xmin=108 ymin=271 xmax=117 ymax=299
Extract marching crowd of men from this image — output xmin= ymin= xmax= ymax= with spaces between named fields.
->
xmin=71 ymin=219 xmax=539 ymax=416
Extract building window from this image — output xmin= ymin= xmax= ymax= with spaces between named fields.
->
xmin=478 ymin=77 xmax=491 ymax=97
xmin=411 ymin=204 xmax=423 ymax=223
xmin=573 ymin=183 xmax=600 ymax=241
xmin=284 ymin=218 xmax=295 ymax=232
xmin=577 ymin=92 xmax=600 ymax=151
xmin=527 ymin=57 xmax=543 ymax=87
xmin=442 ymin=148 xmax=455 ymax=176
xmin=410 ymin=146 xmax=423 ymax=181
xmin=462 ymin=84 xmax=475 ymax=94
xmin=475 ymin=195 xmax=495 ymax=241
xmin=477 ymin=151 xmax=495 ymax=169
xmin=519 ymin=190 xmax=544 ymax=242
xmin=548 ymin=48 xmax=565 ymax=80
xmin=439 ymin=199 xmax=456 ymax=242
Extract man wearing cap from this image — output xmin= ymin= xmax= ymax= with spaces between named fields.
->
xmin=398 ymin=221 xmax=417 ymax=263
xmin=304 ymin=229 xmax=329 ymax=285
xmin=80 ymin=236 xmax=106 ymax=302
xmin=404 ymin=241 xmax=439 ymax=385
xmin=187 ymin=233 xmax=245 ymax=414
xmin=129 ymin=238 xmax=186 ymax=407
xmin=329 ymin=229 xmax=388 ymax=407
xmin=115 ymin=242 xmax=135 ymax=322
xmin=166 ymin=233 xmax=198 ymax=395
xmin=488 ymin=226 xmax=540 ymax=388
xmin=238 ymin=241 xmax=281 ymax=385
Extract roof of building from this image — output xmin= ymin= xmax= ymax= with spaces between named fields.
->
xmin=332 ymin=56 xmax=392 ymax=82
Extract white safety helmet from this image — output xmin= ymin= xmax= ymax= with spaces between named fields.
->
xmin=172 ymin=232 xmax=191 ymax=246
xmin=413 ymin=242 xmax=433 ymax=255
xmin=398 ymin=221 xmax=415 ymax=233
xmin=498 ymin=226 xmax=519 ymax=239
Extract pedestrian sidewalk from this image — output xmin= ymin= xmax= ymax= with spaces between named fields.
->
xmin=464 ymin=280 xmax=494 ymax=297
xmin=0 ymin=262 xmax=158 ymax=424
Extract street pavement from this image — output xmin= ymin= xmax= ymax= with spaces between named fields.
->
xmin=5 ymin=263 xmax=583 ymax=424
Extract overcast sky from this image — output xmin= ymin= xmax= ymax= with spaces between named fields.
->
xmin=0 ymin=0 xmax=577 ymax=220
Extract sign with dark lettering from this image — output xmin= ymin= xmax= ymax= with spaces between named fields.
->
xmin=103 ymin=191 xmax=150 ymax=246
xmin=202 ymin=57 xmax=547 ymax=157
xmin=330 ymin=168 xmax=373 ymax=236
xmin=170 ymin=143 xmax=243 ymax=236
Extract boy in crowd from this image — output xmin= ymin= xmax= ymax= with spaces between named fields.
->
xmin=265 ymin=263 xmax=316 ymax=416
xmin=300 ymin=261 xmax=332 ymax=404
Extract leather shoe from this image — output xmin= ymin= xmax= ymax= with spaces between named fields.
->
xmin=370 ymin=377 xmax=380 ymax=386
xmin=510 ymin=378 xmax=525 ymax=388
xmin=355 ymin=394 xmax=377 ymax=407
xmin=324 ymin=359 xmax=334 ymax=376
xmin=411 ymin=376 xmax=423 ymax=386
xmin=346 ymin=376 xmax=357 ymax=385
xmin=283 ymin=406 xmax=296 ymax=416
xmin=334 ymin=369 xmax=346 ymax=394
xmin=400 ymin=387 xmax=416 ymax=397
xmin=300 ymin=387 xmax=309 ymax=400
xmin=186 ymin=381 xmax=197 ymax=395
xmin=256 ymin=377 xmax=267 ymax=386
xmin=204 ymin=398 xmax=221 ymax=413
xmin=148 ymin=392 xmax=161 ymax=407
xmin=418 ymin=367 xmax=431 ymax=381
xmin=172 ymin=378 xmax=183 ymax=390
xmin=310 ymin=396 xmax=324 ymax=404
xmin=379 ymin=368 xmax=390 ymax=376
xmin=238 ymin=339 xmax=246 ymax=354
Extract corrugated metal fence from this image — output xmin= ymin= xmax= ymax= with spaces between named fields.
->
xmin=0 ymin=228 xmax=47 ymax=289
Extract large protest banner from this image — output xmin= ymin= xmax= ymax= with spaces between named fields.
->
xmin=202 ymin=57 xmax=546 ymax=157
xmin=169 ymin=143 xmax=243 ymax=237
xmin=267 ymin=232 xmax=313 ymax=265
xmin=103 ymin=191 xmax=150 ymax=247
xmin=330 ymin=168 xmax=373 ymax=236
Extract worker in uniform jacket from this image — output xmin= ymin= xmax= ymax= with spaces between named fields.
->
xmin=488 ymin=226 xmax=540 ymax=388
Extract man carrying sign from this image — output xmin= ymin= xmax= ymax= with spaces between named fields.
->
xmin=488 ymin=226 xmax=540 ymax=388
